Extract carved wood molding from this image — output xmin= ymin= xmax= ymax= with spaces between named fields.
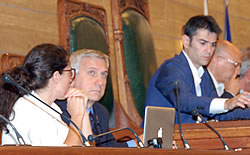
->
xmin=0 ymin=53 xmax=24 ymax=72
xmin=119 ymin=0 xmax=149 ymax=21
xmin=57 ymin=0 xmax=109 ymax=52
xmin=111 ymin=0 xmax=145 ymax=128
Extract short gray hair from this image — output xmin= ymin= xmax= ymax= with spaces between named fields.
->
xmin=70 ymin=49 xmax=109 ymax=74
xmin=240 ymin=48 xmax=250 ymax=76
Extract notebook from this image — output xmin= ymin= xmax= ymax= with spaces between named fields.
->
xmin=143 ymin=106 xmax=175 ymax=149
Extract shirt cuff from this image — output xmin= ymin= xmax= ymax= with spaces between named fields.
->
xmin=209 ymin=98 xmax=229 ymax=114
xmin=126 ymin=140 xmax=137 ymax=147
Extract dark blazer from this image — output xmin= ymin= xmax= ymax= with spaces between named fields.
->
xmin=206 ymin=72 xmax=250 ymax=121
xmin=206 ymin=71 xmax=234 ymax=99
xmin=141 ymin=51 xmax=216 ymax=127
xmin=56 ymin=100 xmax=128 ymax=147
xmin=141 ymin=51 xmax=250 ymax=127
xmin=221 ymin=91 xmax=234 ymax=98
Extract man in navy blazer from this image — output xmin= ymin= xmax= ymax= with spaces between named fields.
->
xmin=207 ymin=40 xmax=250 ymax=121
xmin=56 ymin=49 xmax=129 ymax=147
xmin=141 ymin=15 xmax=250 ymax=127
xmin=56 ymin=100 xmax=125 ymax=147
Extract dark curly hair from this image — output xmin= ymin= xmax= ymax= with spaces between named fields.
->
xmin=0 ymin=43 xmax=69 ymax=132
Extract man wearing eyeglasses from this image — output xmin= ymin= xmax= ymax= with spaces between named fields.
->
xmin=141 ymin=15 xmax=250 ymax=126
xmin=206 ymin=40 xmax=250 ymax=120
xmin=207 ymin=40 xmax=241 ymax=98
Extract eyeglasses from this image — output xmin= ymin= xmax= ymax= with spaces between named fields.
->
xmin=220 ymin=57 xmax=241 ymax=68
xmin=63 ymin=68 xmax=76 ymax=80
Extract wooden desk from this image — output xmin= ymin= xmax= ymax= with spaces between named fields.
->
xmin=174 ymin=120 xmax=250 ymax=150
xmin=1 ymin=120 xmax=249 ymax=154
xmin=113 ymin=120 xmax=250 ymax=150
xmin=0 ymin=146 xmax=241 ymax=155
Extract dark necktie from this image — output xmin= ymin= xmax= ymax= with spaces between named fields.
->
xmin=89 ymin=108 xmax=103 ymax=145
xmin=89 ymin=111 xmax=98 ymax=135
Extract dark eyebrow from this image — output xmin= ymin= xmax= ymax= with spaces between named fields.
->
xmin=199 ymin=39 xmax=217 ymax=45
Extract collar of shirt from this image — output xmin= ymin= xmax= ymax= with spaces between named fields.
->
xmin=183 ymin=50 xmax=204 ymax=96
xmin=207 ymin=70 xmax=225 ymax=96
xmin=88 ymin=106 xmax=93 ymax=114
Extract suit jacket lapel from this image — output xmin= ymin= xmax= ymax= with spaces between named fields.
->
xmin=178 ymin=51 xmax=197 ymax=95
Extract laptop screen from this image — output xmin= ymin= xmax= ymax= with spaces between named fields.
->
xmin=143 ymin=106 xmax=175 ymax=149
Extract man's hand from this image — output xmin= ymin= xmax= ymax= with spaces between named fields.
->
xmin=224 ymin=91 xmax=250 ymax=110
xmin=224 ymin=68 xmax=241 ymax=96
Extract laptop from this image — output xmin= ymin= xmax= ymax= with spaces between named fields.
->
xmin=143 ymin=106 xmax=175 ymax=149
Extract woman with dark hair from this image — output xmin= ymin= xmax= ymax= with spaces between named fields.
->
xmin=0 ymin=43 xmax=88 ymax=146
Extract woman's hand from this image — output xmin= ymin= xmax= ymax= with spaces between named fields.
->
xmin=63 ymin=88 xmax=88 ymax=146
xmin=65 ymin=88 xmax=88 ymax=118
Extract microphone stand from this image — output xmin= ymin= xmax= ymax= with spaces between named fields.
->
xmin=174 ymin=80 xmax=191 ymax=149
xmin=88 ymin=127 xmax=144 ymax=148
xmin=0 ymin=115 xmax=26 ymax=145
xmin=192 ymin=109 xmax=230 ymax=150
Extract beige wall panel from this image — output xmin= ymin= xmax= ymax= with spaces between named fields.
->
xmin=1 ymin=0 xmax=57 ymax=13
xmin=0 ymin=0 xmax=250 ymax=64
xmin=230 ymin=17 xmax=250 ymax=49
xmin=154 ymin=35 xmax=182 ymax=66
xmin=0 ymin=27 xmax=57 ymax=55
xmin=151 ymin=0 xmax=223 ymax=38
xmin=228 ymin=0 xmax=250 ymax=18
xmin=148 ymin=0 xmax=167 ymax=24
xmin=0 ymin=2 xmax=58 ymax=54
xmin=175 ymin=0 xmax=224 ymax=13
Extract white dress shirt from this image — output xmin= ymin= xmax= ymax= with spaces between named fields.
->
xmin=183 ymin=51 xmax=204 ymax=96
xmin=208 ymin=70 xmax=225 ymax=96
xmin=2 ymin=91 xmax=68 ymax=146
xmin=182 ymin=51 xmax=227 ymax=115
xmin=207 ymin=70 xmax=228 ymax=113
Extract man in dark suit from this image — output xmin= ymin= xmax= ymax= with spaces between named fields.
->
xmin=141 ymin=15 xmax=250 ymax=126
xmin=206 ymin=40 xmax=250 ymax=121
xmin=56 ymin=49 xmax=130 ymax=147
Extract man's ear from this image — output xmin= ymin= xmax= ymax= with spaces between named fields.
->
xmin=71 ymin=79 xmax=76 ymax=87
xmin=182 ymin=34 xmax=190 ymax=49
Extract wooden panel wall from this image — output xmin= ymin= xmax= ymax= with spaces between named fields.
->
xmin=0 ymin=0 xmax=250 ymax=67
xmin=0 ymin=0 xmax=58 ymax=55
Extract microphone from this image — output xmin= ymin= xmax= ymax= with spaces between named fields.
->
xmin=0 ymin=114 xmax=26 ymax=145
xmin=2 ymin=74 xmax=90 ymax=146
xmin=192 ymin=109 xmax=230 ymax=150
xmin=88 ymin=127 xmax=144 ymax=148
xmin=174 ymin=80 xmax=191 ymax=149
